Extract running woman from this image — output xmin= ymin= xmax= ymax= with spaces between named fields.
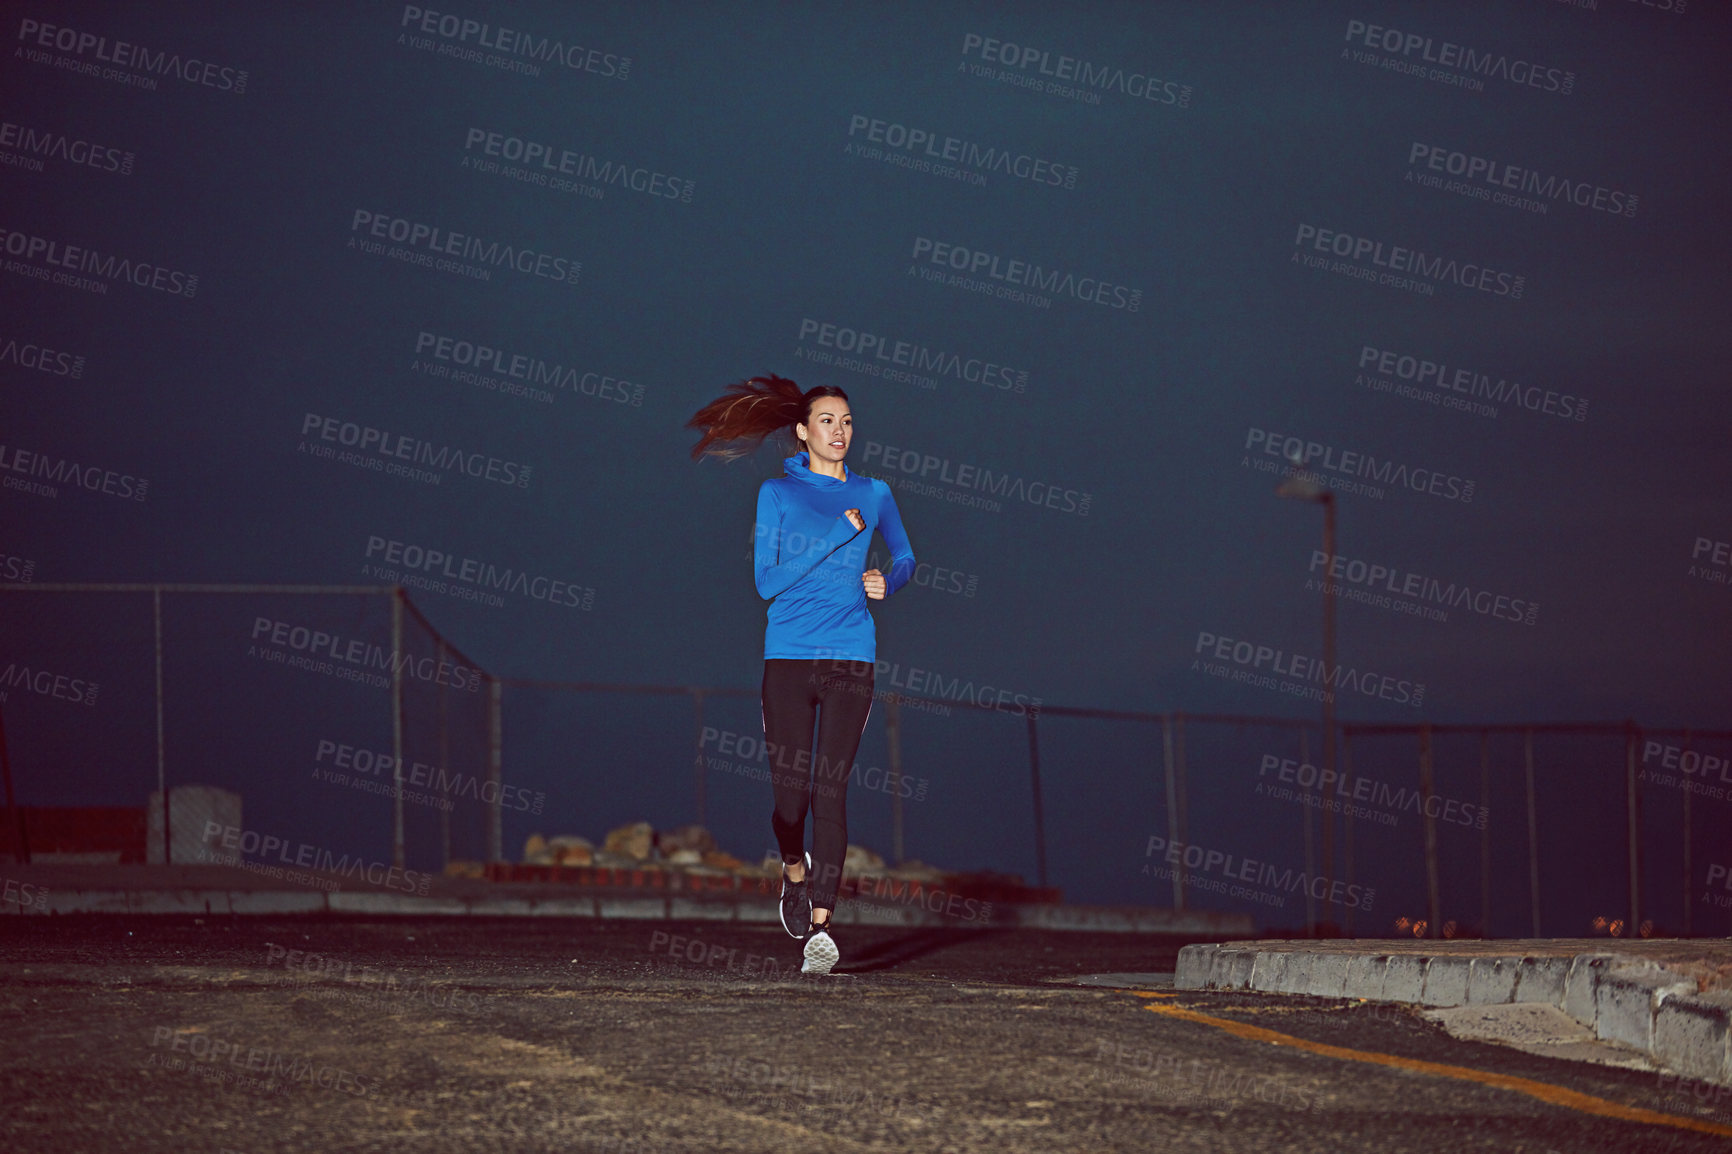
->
xmin=687 ymin=375 xmax=915 ymax=974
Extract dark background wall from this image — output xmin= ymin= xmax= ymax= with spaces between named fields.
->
xmin=3 ymin=0 xmax=1727 ymax=934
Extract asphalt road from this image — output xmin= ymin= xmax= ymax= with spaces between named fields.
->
xmin=1 ymin=917 xmax=1728 ymax=1152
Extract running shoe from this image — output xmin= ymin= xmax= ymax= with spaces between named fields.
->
xmin=779 ymin=852 xmax=813 ymax=939
xmin=802 ymin=920 xmax=839 ymax=975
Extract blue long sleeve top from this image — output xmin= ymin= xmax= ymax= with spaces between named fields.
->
xmin=754 ymin=452 xmax=915 ymax=662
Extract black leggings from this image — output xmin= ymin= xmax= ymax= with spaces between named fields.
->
xmin=762 ymin=658 xmax=875 ymax=913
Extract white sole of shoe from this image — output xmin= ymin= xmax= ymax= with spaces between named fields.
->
xmin=802 ymin=929 xmax=838 ymax=975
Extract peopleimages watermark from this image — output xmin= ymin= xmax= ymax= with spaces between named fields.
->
xmin=3 ymin=877 xmax=49 ymax=912
xmin=1243 ymin=427 xmax=1474 ymax=505
xmin=362 ymin=535 xmax=595 ymax=611
xmin=1293 ymin=223 xmax=1524 ymax=301
xmin=313 ymin=738 xmax=545 ymax=815
xmin=861 ymin=439 xmax=1091 ymax=517
xmin=0 ymin=443 xmax=148 ymax=503
xmin=1340 ymin=18 xmax=1575 ymax=96
xmin=866 ymin=547 xmax=978 ymax=599
xmin=0 ymin=660 xmax=99 ymax=707
xmin=794 ymin=317 xmax=1028 ymax=394
xmin=1688 ymin=536 xmax=1730 ymax=589
xmin=910 ymin=236 xmax=1142 ymax=312
xmin=1406 ymin=142 xmax=1636 ymax=219
xmin=0 ymin=332 xmax=86 ymax=379
xmin=0 ymin=550 xmax=34 ymax=583
xmin=648 ymin=928 xmax=802 ymax=980
xmin=1193 ymin=629 xmax=1426 ymax=708
xmin=146 ymin=1027 xmax=376 ymax=1098
xmin=699 ymin=725 xmax=930 ymax=802
xmin=263 ymin=942 xmax=484 ymax=1014
xmin=461 ymin=127 xmax=692 ymax=203
xmin=1703 ymin=862 xmax=1732 ymax=910
xmin=412 ymin=328 xmax=644 ymax=408
xmin=0 ymin=118 xmax=134 ymax=177
xmin=15 ymin=17 xmax=249 ymax=94
xmin=1144 ymin=835 xmax=1376 ymax=911
xmin=959 ymin=32 xmax=1192 ymax=109
xmin=396 ymin=5 xmax=630 ymax=80
xmin=1091 ymin=1040 xmax=1322 ymax=1112
xmin=0 ymin=225 xmax=198 ymax=298
xmin=1306 ymin=549 xmax=1539 ymax=626
xmin=814 ymin=651 xmax=1041 ymax=719
xmin=298 ymin=413 xmax=531 ymax=490
xmin=845 ymin=113 xmax=1077 ymax=191
xmin=347 ymin=209 xmax=580 ymax=287
xmin=199 ymin=821 xmax=434 ymax=895
xmin=703 ymin=1049 xmax=910 ymax=1120
xmin=1257 ymin=754 xmax=1486 ymax=831
xmin=248 ymin=616 xmax=484 ymax=693
xmin=1640 ymin=740 xmax=1731 ymax=803
xmin=1355 ymin=343 xmax=1586 ymax=423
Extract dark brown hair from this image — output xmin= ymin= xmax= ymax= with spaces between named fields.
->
xmin=685 ymin=374 xmax=850 ymax=461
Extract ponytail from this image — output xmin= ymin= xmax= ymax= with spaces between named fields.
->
xmin=686 ymin=375 xmax=849 ymax=461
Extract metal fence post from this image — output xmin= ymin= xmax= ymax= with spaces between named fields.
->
xmin=691 ymin=690 xmax=706 ymax=828
xmin=1342 ymin=731 xmax=1355 ymax=938
xmin=1162 ymin=714 xmax=1183 ymax=911
xmin=1299 ymin=728 xmax=1316 ymax=937
xmin=1525 ymin=728 xmax=1540 ymax=938
xmin=1480 ymin=731 xmax=1491 ymax=938
xmin=437 ymin=639 xmax=450 ymax=868
xmin=487 ymin=678 xmax=503 ymax=863
xmin=1626 ymin=721 xmax=1641 ymax=934
xmin=887 ymin=697 xmax=904 ymax=865
xmin=1027 ymin=709 xmax=1047 ymax=889
xmin=390 ymin=588 xmax=405 ymax=871
xmin=1682 ymin=731 xmax=1693 ymax=938
xmin=1420 ymin=724 xmax=1440 ymax=937
xmin=154 ymin=586 xmax=168 ymax=864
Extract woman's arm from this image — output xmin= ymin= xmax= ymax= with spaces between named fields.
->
xmin=874 ymin=483 xmax=916 ymax=596
xmin=753 ymin=483 xmax=863 ymax=601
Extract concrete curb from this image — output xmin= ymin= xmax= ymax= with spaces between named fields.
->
xmin=8 ymin=887 xmax=1252 ymax=935
xmin=1176 ymin=942 xmax=1731 ymax=1086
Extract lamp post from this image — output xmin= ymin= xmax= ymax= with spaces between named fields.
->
xmin=1277 ymin=457 xmax=1337 ymax=935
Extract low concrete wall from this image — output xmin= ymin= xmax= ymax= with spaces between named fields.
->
xmin=1177 ymin=941 xmax=1731 ymax=1087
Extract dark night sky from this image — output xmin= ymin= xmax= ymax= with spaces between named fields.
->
xmin=3 ymin=0 xmax=1728 ymax=933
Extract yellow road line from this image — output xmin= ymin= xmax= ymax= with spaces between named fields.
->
xmin=1127 ymin=991 xmax=1732 ymax=1139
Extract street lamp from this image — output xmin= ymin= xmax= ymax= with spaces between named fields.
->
xmin=1277 ymin=450 xmax=1337 ymax=936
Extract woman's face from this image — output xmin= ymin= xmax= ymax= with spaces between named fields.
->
xmin=799 ymin=397 xmax=853 ymax=465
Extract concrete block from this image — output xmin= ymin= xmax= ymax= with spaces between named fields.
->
xmin=1383 ymin=954 xmax=1429 ymax=1003
xmin=1307 ymin=953 xmax=1353 ymax=999
xmin=1512 ymin=956 xmax=1570 ymax=1005
xmin=1343 ymin=954 xmax=1389 ymax=1001
xmin=40 ymin=890 xmax=128 ymax=914
xmin=1466 ymin=956 xmax=1520 ymax=1005
xmin=1174 ymin=944 xmax=1215 ymax=990
xmin=1654 ymin=992 xmax=1732 ymax=1087
xmin=1595 ymin=965 xmax=1696 ymax=1051
xmin=594 ymin=897 xmax=669 ymax=920
xmin=734 ymin=900 xmax=781 ymax=923
xmin=329 ymin=893 xmax=468 ymax=915
xmin=1250 ymin=950 xmax=1292 ymax=994
xmin=227 ymin=891 xmax=328 ymax=915
xmin=1563 ymin=955 xmax=1612 ymax=1028
xmin=1422 ymin=956 xmax=1472 ymax=1006
xmin=1218 ymin=949 xmax=1257 ymax=990
xmin=525 ymin=899 xmax=596 ymax=917
xmin=1275 ymin=952 xmax=1313 ymax=995
xmin=131 ymin=890 xmax=227 ymax=915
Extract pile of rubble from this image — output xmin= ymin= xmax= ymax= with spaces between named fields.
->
xmin=516 ymin=821 xmax=950 ymax=882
